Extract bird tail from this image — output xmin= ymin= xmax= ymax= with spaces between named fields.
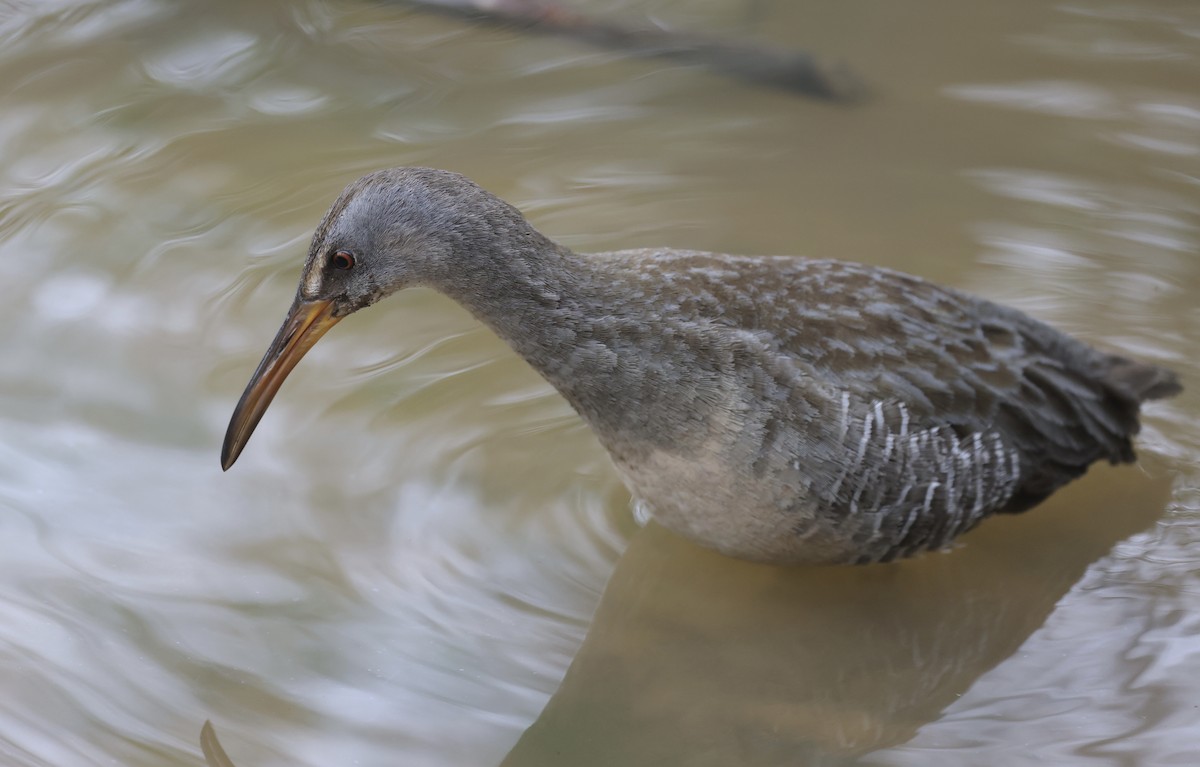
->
xmin=998 ymin=352 xmax=1179 ymax=516
xmin=1100 ymin=356 xmax=1182 ymax=404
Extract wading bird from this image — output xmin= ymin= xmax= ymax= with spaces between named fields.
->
xmin=222 ymin=168 xmax=1180 ymax=565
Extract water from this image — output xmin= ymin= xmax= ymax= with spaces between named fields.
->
xmin=0 ymin=1 xmax=1197 ymax=765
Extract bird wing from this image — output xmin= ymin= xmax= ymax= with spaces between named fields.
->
xmin=605 ymin=250 xmax=1152 ymax=520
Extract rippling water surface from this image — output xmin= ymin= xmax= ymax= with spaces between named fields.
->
xmin=0 ymin=1 xmax=1197 ymax=765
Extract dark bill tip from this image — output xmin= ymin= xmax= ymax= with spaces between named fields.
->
xmin=221 ymin=299 xmax=340 ymax=470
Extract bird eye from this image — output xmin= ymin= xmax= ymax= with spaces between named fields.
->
xmin=331 ymin=251 xmax=355 ymax=270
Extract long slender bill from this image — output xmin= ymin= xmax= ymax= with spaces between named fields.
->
xmin=221 ymin=298 xmax=341 ymax=470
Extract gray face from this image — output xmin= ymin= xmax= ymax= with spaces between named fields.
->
xmin=296 ymin=167 xmax=512 ymax=317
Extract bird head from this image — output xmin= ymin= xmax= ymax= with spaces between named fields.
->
xmin=220 ymin=167 xmax=510 ymax=470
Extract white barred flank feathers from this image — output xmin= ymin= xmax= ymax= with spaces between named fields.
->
xmin=825 ymin=398 xmax=1022 ymax=558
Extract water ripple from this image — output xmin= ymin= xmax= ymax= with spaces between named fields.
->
xmin=141 ymin=30 xmax=261 ymax=90
xmin=946 ymin=80 xmax=1120 ymax=118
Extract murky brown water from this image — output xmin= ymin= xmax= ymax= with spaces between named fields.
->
xmin=1 ymin=1 xmax=1197 ymax=765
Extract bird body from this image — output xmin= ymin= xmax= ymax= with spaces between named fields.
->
xmin=222 ymin=168 xmax=1180 ymax=565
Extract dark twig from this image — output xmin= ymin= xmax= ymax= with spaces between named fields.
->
xmin=393 ymin=0 xmax=865 ymax=102
xmin=200 ymin=721 xmax=238 ymax=767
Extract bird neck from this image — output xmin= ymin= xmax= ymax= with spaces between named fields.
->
xmin=429 ymin=229 xmax=739 ymax=467
xmin=430 ymin=230 xmax=592 ymax=374
xmin=428 ymin=231 xmax=656 ymax=449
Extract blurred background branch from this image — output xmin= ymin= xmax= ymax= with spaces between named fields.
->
xmin=391 ymin=0 xmax=866 ymax=101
